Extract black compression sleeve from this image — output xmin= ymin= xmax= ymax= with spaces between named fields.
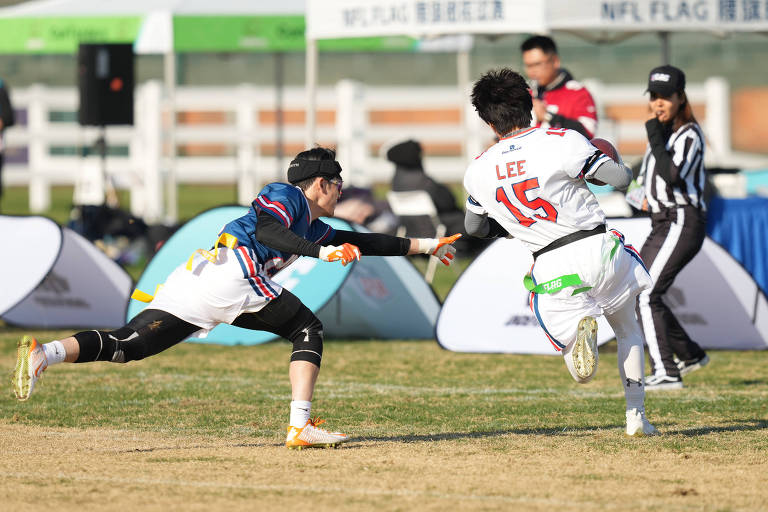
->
xmin=645 ymin=118 xmax=676 ymax=184
xmin=255 ymin=210 xmax=321 ymax=258
xmin=328 ymin=230 xmax=410 ymax=256
xmin=486 ymin=218 xmax=509 ymax=238
xmin=549 ymin=113 xmax=590 ymax=138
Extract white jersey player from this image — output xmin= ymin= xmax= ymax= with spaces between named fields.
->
xmin=464 ymin=68 xmax=657 ymax=436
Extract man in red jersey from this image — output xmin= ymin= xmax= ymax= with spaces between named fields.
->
xmin=521 ymin=35 xmax=598 ymax=139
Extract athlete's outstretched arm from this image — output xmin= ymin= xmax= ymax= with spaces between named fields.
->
xmin=256 ymin=210 xmax=322 ymax=257
xmin=330 ymin=230 xmax=460 ymax=265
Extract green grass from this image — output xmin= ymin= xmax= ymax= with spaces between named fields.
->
xmin=2 ymin=332 xmax=767 ymax=448
xmin=1 ymin=184 xmax=239 ymax=225
xmin=3 ymin=188 xmax=767 ymax=511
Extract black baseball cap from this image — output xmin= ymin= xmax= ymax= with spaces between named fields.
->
xmin=646 ymin=65 xmax=686 ymax=96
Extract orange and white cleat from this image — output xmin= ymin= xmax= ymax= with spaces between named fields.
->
xmin=285 ymin=417 xmax=349 ymax=449
xmin=12 ymin=335 xmax=48 ymax=401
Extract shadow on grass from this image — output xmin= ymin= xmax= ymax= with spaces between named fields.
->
xmin=354 ymin=418 xmax=768 ymax=445
xmin=357 ymin=425 xmax=624 ymax=444
xmin=735 ymin=379 xmax=768 ymax=386
xmin=113 ymin=420 xmax=768 ymax=452
xmin=663 ymin=419 xmax=768 ymax=437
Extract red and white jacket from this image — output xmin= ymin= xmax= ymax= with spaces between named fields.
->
xmin=531 ymin=69 xmax=597 ymax=139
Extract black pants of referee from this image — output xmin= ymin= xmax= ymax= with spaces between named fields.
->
xmin=636 ymin=205 xmax=708 ymax=377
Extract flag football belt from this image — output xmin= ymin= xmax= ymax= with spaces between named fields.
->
xmin=532 ymin=224 xmax=606 ymax=260
xmin=130 ymin=232 xmax=239 ymax=303
xmin=184 ymin=232 xmax=238 ymax=271
xmin=523 ymin=273 xmax=592 ymax=296
xmin=525 ymin=226 xmax=623 ymax=296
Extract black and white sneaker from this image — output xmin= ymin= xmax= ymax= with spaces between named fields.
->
xmin=677 ymin=354 xmax=710 ymax=376
xmin=645 ymin=374 xmax=684 ymax=391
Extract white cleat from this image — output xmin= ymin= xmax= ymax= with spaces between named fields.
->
xmin=572 ymin=316 xmax=599 ymax=381
xmin=285 ymin=417 xmax=349 ymax=449
xmin=625 ymin=408 xmax=659 ymax=437
xmin=12 ymin=336 xmax=48 ymax=401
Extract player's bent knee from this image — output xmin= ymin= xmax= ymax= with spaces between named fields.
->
xmin=289 ymin=315 xmax=323 ymax=367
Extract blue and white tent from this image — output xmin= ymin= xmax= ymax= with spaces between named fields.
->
xmin=127 ymin=206 xmax=440 ymax=344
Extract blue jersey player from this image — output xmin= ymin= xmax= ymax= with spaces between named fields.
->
xmin=12 ymin=147 xmax=461 ymax=449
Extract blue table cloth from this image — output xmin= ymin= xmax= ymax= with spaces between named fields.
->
xmin=707 ymin=196 xmax=768 ymax=295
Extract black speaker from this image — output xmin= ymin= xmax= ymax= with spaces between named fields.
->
xmin=78 ymin=43 xmax=134 ymax=126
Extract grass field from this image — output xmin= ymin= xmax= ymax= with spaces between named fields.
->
xmin=2 ymin=186 xmax=768 ymax=510
xmin=1 ymin=331 xmax=767 ymax=511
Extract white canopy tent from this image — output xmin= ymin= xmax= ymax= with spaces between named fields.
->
xmin=305 ymin=0 xmax=768 ymax=147
xmin=0 ymin=0 xmax=307 ymax=221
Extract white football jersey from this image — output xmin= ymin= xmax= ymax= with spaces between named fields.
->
xmin=464 ymin=127 xmax=610 ymax=252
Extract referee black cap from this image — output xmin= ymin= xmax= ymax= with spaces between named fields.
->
xmin=287 ymin=157 xmax=342 ymax=184
xmin=646 ymin=65 xmax=686 ymax=96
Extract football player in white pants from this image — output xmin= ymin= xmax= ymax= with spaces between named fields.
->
xmin=12 ymin=147 xmax=461 ymax=449
xmin=463 ymin=68 xmax=657 ymax=436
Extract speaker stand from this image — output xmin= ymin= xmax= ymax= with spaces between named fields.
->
xmin=95 ymin=127 xmax=119 ymax=209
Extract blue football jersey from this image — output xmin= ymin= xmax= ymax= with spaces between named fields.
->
xmin=220 ymin=183 xmax=335 ymax=276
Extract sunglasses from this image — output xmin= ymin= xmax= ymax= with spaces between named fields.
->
xmin=326 ymin=178 xmax=343 ymax=196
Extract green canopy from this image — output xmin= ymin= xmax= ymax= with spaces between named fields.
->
xmin=0 ymin=0 xmax=418 ymax=54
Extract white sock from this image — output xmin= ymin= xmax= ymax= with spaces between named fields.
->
xmin=606 ymin=304 xmax=646 ymax=412
xmin=42 ymin=340 xmax=66 ymax=365
xmin=289 ymin=400 xmax=312 ymax=428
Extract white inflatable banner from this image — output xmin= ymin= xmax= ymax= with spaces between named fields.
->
xmin=0 ymin=215 xmax=133 ymax=329
xmin=437 ymin=217 xmax=768 ymax=354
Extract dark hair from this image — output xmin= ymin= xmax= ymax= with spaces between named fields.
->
xmin=674 ymin=92 xmax=698 ymax=131
xmin=520 ymin=35 xmax=557 ymax=55
xmin=291 ymin=146 xmax=338 ymax=190
xmin=471 ymin=68 xmax=533 ymax=135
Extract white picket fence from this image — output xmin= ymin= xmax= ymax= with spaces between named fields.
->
xmin=3 ymin=77 xmax=758 ymax=223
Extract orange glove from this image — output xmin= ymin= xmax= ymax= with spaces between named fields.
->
xmin=319 ymin=243 xmax=362 ymax=266
xmin=416 ymin=233 xmax=462 ymax=266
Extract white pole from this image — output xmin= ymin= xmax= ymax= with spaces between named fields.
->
xmin=164 ymin=50 xmax=177 ymax=223
xmin=335 ymin=80 xmax=367 ymax=186
xmin=134 ymin=81 xmax=163 ymax=223
xmin=27 ymin=84 xmax=50 ymax=212
xmin=236 ymin=84 xmax=256 ymax=205
xmin=305 ymin=37 xmax=318 ymax=150
xmin=457 ymin=46 xmax=471 ymax=164
xmin=704 ymin=77 xmax=731 ymax=164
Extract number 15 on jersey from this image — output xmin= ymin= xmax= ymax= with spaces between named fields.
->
xmin=495 ymin=178 xmax=558 ymax=227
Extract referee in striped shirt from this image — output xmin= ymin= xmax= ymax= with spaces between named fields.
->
xmin=636 ymin=65 xmax=710 ymax=391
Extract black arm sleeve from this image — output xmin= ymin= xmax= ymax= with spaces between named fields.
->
xmin=645 ymin=118 xmax=678 ymax=184
xmin=255 ymin=210 xmax=321 ymax=258
xmin=549 ymin=113 xmax=589 ymax=138
xmin=465 ymin=210 xmax=509 ymax=239
xmin=328 ymin=230 xmax=410 ymax=256
xmin=486 ymin=218 xmax=509 ymax=238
